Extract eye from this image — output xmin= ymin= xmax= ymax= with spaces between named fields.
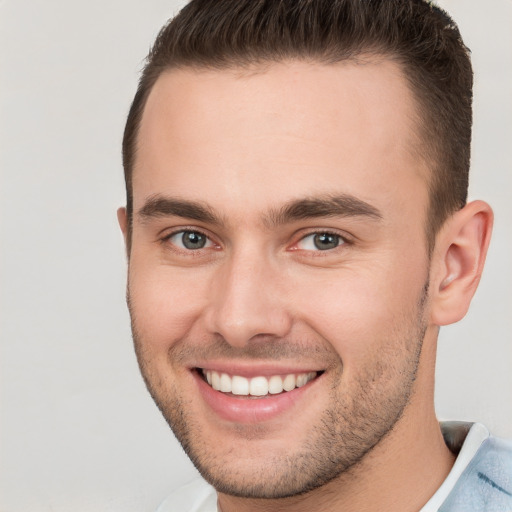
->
xmin=166 ymin=230 xmax=214 ymax=250
xmin=296 ymin=232 xmax=345 ymax=251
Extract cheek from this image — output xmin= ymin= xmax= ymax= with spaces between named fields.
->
xmin=291 ymin=261 xmax=427 ymax=362
xmin=128 ymin=262 xmax=211 ymax=352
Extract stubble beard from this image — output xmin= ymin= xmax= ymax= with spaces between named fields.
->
xmin=129 ymin=283 xmax=428 ymax=500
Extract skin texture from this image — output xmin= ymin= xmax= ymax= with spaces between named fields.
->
xmin=119 ymin=60 xmax=493 ymax=512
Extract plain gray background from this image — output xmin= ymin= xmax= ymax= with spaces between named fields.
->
xmin=1 ymin=0 xmax=511 ymax=510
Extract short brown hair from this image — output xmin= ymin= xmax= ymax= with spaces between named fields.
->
xmin=122 ymin=0 xmax=473 ymax=250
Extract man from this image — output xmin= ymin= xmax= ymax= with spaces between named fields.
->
xmin=118 ymin=1 xmax=512 ymax=510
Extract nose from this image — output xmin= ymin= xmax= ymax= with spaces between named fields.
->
xmin=203 ymin=248 xmax=292 ymax=348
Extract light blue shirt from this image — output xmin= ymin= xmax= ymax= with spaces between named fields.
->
xmin=438 ymin=423 xmax=512 ymax=511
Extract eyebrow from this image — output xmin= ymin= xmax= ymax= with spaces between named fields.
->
xmin=138 ymin=195 xmax=221 ymax=224
xmin=137 ymin=193 xmax=382 ymax=227
xmin=265 ymin=194 xmax=383 ymax=227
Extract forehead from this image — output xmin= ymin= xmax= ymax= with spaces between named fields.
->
xmin=134 ymin=59 xmax=428 ymax=223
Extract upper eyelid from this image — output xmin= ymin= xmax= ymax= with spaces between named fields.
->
xmin=160 ymin=226 xmax=214 ymax=241
xmin=293 ymin=228 xmax=352 ymax=243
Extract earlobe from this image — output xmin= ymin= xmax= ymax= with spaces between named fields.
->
xmin=430 ymin=200 xmax=493 ymax=326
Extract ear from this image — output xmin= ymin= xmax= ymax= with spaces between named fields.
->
xmin=117 ymin=207 xmax=130 ymax=256
xmin=429 ymin=200 xmax=493 ymax=326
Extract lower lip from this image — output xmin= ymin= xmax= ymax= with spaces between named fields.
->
xmin=193 ymin=370 xmax=320 ymax=424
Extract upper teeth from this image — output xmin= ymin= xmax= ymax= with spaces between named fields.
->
xmin=203 ymin=370 xmax=317 ymax=396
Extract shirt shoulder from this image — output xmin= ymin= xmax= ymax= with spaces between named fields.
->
xmin=155 ymin=478 xmax=217 ymax=512
xmin=439 ymin=433 xmax=512 ymax=512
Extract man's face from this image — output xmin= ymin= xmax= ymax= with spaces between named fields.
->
xmin=125 ymin=60 xmax=434 ymax=498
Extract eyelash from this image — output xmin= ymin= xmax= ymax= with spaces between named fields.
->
xmin=160 ymin=228 xmax=350 ymax=255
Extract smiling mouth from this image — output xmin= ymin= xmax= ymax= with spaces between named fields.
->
xmin=198 ymin=369 xmax=321 ymax=397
